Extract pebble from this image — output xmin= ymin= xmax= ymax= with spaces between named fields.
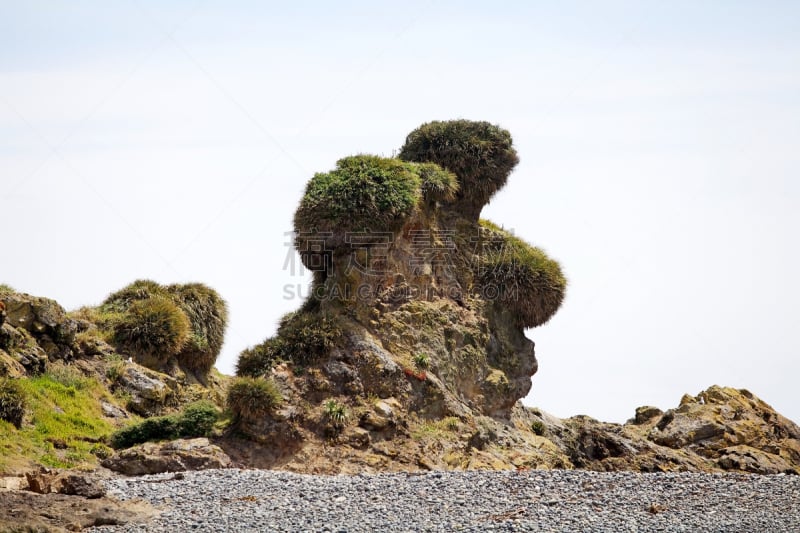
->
xmin=88 ymin=469 xmax=800 ymax=532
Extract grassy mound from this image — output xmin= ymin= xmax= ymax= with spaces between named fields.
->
xmin=418 ymin=162 xmax=459 ymax=204
xmin=0 ymin=284 xmax=15 ymax=296
xmin=112 ymin=296 xmax=190 ymax=367
xmin=236 ymin=311 xmax=342 ymax=377
xmin=399 ymin=120 xmax=519 ymax=219
xmin=293 ymin=155 xmax=421 ymax=266
xmin=95 ymin=280 xmax=228 ymax=374
xmin=167 ymin=283 xmax=229 ymax=374
xmin=227 ymin=377 xmax=282 ymax=422
xmin=478 ymin=220 xmax=566 ymax=328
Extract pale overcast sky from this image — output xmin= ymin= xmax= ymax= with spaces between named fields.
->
xmin=2 ymin=1 xmax=798 ymax=424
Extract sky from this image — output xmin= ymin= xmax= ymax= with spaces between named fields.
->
xmin=2 ymin=1 xmax=799 ymax=424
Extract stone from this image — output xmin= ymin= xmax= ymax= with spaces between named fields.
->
xmin=24 ymin=469 xmax=105 ymax=498
xmin=102 ymin=438 xmax=231 ymax=476
xmin=101 ymin=400 xmax=129 ymax=419
xmin=633 ymin=406 xmax=663 ymax=425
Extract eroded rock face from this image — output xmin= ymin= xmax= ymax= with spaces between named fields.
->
xmin=548 ymin=386 xmax=800 ymax=475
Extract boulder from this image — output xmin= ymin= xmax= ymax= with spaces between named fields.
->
xmin=102 ymin=438 xmax=231 ymax=476
xmin=25 ymin=468 xmax=106 ymax=498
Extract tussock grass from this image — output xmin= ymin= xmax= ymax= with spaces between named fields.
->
xmin=478 ymin=220 xmax=566 ymax=328
xmin=399 ymin=120 xmax=519 ymax=219
xmin=112 ymin=296 xmax=190 ymax=366
xmin=167 ymin=283 xmax=228 ymax=374
xmin=227 ymin=377 xmax=282 ymax=421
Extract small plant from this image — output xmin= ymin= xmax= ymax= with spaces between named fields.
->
xmin=235 ymin=338 xmax=284 ymax=377
xmin=89 ymin=443 xmax=113 ymax=460
xmin=444 ymin=417 xmax=460 ymax=431
xmin=323 ymin=399 xmax=348 ymax=426
xmin=0 ymin=284 xmax=15 ymax=295
xmin=413 ymin=352 xmax=430 ymax=371
xmin=104 ymin=353 xmax=127 ymax=383
xmin=531 ymin=420 xmax=546 ymax=436
xmin=0 ymin=378 xmax=27 ymax=428
xmin=227 ymin=377 xmax=282 ymax=422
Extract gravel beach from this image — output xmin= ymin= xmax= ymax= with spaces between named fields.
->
xmin=88 ymin=468 xmax=800 ymax=532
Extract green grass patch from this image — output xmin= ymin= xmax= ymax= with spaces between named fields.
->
xmin=110 ymin=400 xmax=220 ymax=449
xmin=0 ymin=369 xmax=116 ymax=472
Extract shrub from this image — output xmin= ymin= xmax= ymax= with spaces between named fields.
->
xmin=0 ymin=284 xmax=15 ymax=295
xmin=478 ymin=220 xmax=566 ymax=328
xmin=236 ymin=338 xmax=285 ymax=377
xmin=111 ymin=414 xmax=178 ymax=449
xmin=112 ymin=295 xmax=190 ymax=365
xmin=110 ymin=400 xmax=220 ymax=449
xmin=293 ymin=155 xmax=421 ymax=266
xmin=227 ymin=377 xmax=282 ymax=421
xmin=175 ymin=400 xmax=220 ymax=437
xmin=275 ymin=311 xmax=342 ymax=366
xmin=0 ymin=378 xmax=27 ymax=428
xmin=531 ymin=420 xmax=546 ymax=436
xmin=235 ymin=311 xmax=342 ymax=376
xmin=167 ymin=283 xmax=228 ymax=374
xmin=399 ymin=120 xmax=519 ymax=219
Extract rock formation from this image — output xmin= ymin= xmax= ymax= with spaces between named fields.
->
xmin=225 ymin=120 xmax=800 ymax=475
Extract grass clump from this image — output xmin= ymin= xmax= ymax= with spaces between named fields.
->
xmin=531 ymin=420 xmax=547 ymax=436
xmin=0 ymin=284 xmax=15 ymax=296
xmin=418 ymin=162 xmax=459 ymax=204
xmin=112 ymin=295 xmax=190 ymax=366
xmin=478 ymin=220 xmax=566 ymax=328
xmin=110 ymin=400 xmax=220 ymax=449
xmin=101 ymin=279 xmax=165 ymax=313
xmin=166 ymin=283 xmax=228 ymax=374
xmin=294 ymin=155 xmax=421 ymax=265
xmin=0 ymin=378 xmax=27 ymax=428
xmin=399 ymin=120 xmax=519 ymax=219
xmin=235 ymin=311 xmax=342 ymax=376
xmin=227 ymin=377 xmax=282 ymax=421
xmin=236 ymin=338 xmax=284 ymax=378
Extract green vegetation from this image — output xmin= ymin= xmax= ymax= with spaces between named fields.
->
xmin=323 ymin=399 xmax=348 ymax=426
xmin=236 ymin=311 xmax=342 ymax=376
xmin=0 ymin=284 xmax=15 ymax=295
xmin=166 ymin=283 xmax=229 ymax=374
xmin=95 ymin=280 xmax=228 ymax=374
xmin=418 ymin=162 xmax=459 ymax=204
xmin=293 ymin=155 xmax=421 ymax=265
xmin=478 ymin=220 xmax=566 ymax=328
xmin=0 ymin=370 xmax=115 ymax=470
xmin=531 ymin=420 xmax=546 ymax=436
xmin=101 ymin=279 xmax=165 ymax=313
xmin=413 ymin=352 xmax=430 ymax=371
xmin=0 ymin=378 xmax=27 ymax=428
xmin=227 ymin=377 xmax=282 ymax=421
xmin=399 ymin=120 xmax=519 ymax=218
xmin=110 ymin=400 xmax=219 ymax=449
xmin=112 ymin=296 xmax=190 ymax=366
